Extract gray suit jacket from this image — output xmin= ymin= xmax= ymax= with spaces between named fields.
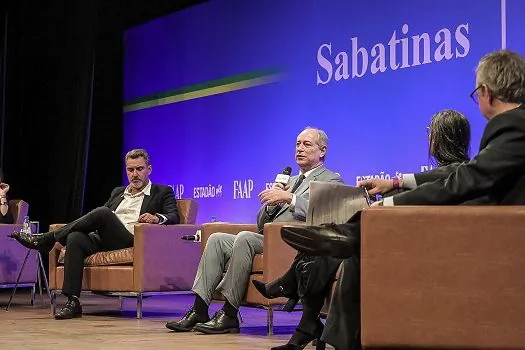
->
xmin=256 ymin=165 xmax=343 ymax=232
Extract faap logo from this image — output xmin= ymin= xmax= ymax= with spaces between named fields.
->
xmin=168 ymin=184 xmax=185 ymax=199
xmin=193 ymin=184 xmax=223 ymax=199
xmin=233 ymin=179 xmax=254 ymax=199
xmin=265 ymin=182 xmax=274 ymax=190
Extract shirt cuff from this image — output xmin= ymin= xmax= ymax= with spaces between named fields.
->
xmin=402 ymin=174 xmax=417 ymax=189
xmin=156 ymin=213 xmax=167 ymax=224
xmin=289 ymin=194 xmax=297 ymax=211
xmin=382 ymin=196 xmax=395 ymax=206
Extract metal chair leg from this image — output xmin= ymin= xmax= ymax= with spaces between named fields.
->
xmin=50 ymin=291 xmax=57 ymax=315
xmin=136 ymin=293 xmax=143 ymax=319
xmin=267 ymin=307 xmax=274 ymax=336
xmin=30 ymin=284 xmax=36 ymax=306
xmin=6 ymin=249 xmax=31 ymax=311
xmin=36 ymin=252 xmax=51 ymax=300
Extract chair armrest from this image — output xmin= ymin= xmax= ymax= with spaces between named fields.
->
xmin=133 ymin=223 xmax=203 ymax=292
xmin=200 ymin=223 xmax=258 ymax=252
xmin=361 ymin=206 xmax=525 ymax=348
xmin=262 ymin=221 xmax=305 ymax=282
xmin=48 ymin=224 xmax=67 ymax=287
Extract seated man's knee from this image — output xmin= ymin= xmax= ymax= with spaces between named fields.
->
xmin=207 ymin=232 xmax=231 ymax=244
xmin=234 ymin=230 xmax=256 ymax=246
xmin=66 ymin=231 xmax=86 ymax=246
xmin=89 ymin=206 xmax=112 ymax=218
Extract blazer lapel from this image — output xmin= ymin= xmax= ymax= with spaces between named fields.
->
xmin=140 ymin=193 xmax=152 ymax=215
xmin=275 ymin=166 xmax=326 ymax=218
xmin=108 ymin=188 xmax=125 ymax=211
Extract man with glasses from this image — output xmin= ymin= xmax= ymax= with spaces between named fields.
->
xmin=280 ymin=49 xmax=525 ymax=350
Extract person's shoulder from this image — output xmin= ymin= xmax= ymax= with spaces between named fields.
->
xmin=490 ymin=106 xmax=525 ymax=130
xmin=110 ymin=186 xmax=125 ymax=196
xmin=318 ymin=166 xmax=343 ymax=181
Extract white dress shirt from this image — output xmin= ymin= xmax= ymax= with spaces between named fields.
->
xmin=114 ymin=181 xmax=152 ymax=234
xmin=289 ymin=164 xmax=322 ymax=211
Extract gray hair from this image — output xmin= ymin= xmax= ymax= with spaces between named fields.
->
xmin=125 ymin=149 xmax=150 ymax=165
xmin=303 ymin=126 xmax=328 ymax=160
xmin=476 ymin=50 xmax=525 ymax=103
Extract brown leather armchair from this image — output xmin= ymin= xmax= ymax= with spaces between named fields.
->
xmin=48 ymin=199 xmax=201 ymax=318
xmin=360 ymin=206 xmax=525 ymax=349
xmin=201 ymin=221 xmax=302 ymax=335
xmin=0 ymin=200 xmax=37 ymax=303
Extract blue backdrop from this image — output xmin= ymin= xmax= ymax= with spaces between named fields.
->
xmin=123 ymin=0 xmax=516 ymax=223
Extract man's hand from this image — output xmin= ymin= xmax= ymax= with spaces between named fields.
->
xmin=138 ymin=213 xmax=160 ymax=224
xmin=271 ymin=182 xmax=290 ymax=191
xmin=0 ymin=183 xmax=10 ymax=197
xmin=258 ymin=187 xmax=292 ymax=206
xmin=358 ymin=179 xmax=394 ymax=195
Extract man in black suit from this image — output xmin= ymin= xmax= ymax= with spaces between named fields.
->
xmin=9 ymin=149 xmax=179 ymax=319
xmin=281 ymin=49 xmax=525 ymax=349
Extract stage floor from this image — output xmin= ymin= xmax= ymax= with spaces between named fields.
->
xmin=0 ymin=290 xmax=327 ymax=350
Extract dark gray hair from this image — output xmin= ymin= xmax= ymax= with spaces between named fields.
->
xmin=476 ymin=50 xmax=525 ymax=103
xmin=125 ymin=149 xmax=150 ymax=165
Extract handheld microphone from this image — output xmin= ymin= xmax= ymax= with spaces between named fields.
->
xmin=266 ymin=166 xmax=292 ymax=219
xmin=274 ymin=166 xmax=292 ymax=186
xmin=181 ymin=230 xmax=201 ymax=242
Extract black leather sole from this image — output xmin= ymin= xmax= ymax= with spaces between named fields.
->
xmin=193 ymin=325 xmax=240 ymax=334
xmin=54 ymin=312 xmax=82 ymax=320
xmin=280 ymin=226 xmax=353 ymax=259
xmin=165 ymin=322 xmax=196 ymax=332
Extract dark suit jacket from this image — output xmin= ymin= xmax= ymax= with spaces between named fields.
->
xmin=392 ymin=105 xmax=525 ymax=205
xmin=0 ymin=210 xmax=14 ymax=224
xmin=104 ymin=184 xmax=180 ymax=224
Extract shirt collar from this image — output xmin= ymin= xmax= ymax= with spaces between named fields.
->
xmin=123 ymin=180 xmax=152 ymax=197
xmin=300 ymin=163 xmax=323 ymax=179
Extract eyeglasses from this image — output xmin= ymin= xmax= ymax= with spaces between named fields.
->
xmin=470 ymin=85 xmax=483 ymax=105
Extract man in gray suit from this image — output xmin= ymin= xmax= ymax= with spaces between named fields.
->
xmin=166 ymin=127 xmax=343 ymax=334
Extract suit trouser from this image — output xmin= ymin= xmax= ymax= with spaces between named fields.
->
xmin=321 ymin=220 xmax=361 ymax=350
xmin=53 ymin=206 xmax=134 ymax=297
xmin=192 ymin=231 xmax=264 ymax=309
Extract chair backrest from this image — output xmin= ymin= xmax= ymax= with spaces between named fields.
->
xmin=8 ymin=199 xmax=29 ymax=224
xmin=177 ymin=199 xmax=198 ymax=224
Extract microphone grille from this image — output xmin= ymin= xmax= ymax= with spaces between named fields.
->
xmin=283 ymin=166 xmax=292 ymax=175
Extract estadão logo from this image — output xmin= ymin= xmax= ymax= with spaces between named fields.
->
xmin=316 ymin=23 xmax=470 ymax=85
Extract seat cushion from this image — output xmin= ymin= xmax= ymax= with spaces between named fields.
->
xmin=57 ymin=247 xmax=134 ymax=266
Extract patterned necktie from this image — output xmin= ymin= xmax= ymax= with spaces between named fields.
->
xmin=290 ymin=174 xmax=306 ymax=193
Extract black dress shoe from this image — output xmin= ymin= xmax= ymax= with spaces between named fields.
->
xmin=252 ymin=279 xmax=295 ymax=299
xmin=271 ymin=327 xmax=325 ymax=350
xmin=54 ymin=299 xmax=82 ymax=320
xmin=165 ymin=308 xmax=210 ymax=332
xmin=8 ymin=231 xmax=55 ymax=252
xmin=193 ymin=310 xmax=239 ymax=334
xmin=280 ymin=224 xmax=357 ymax=258
xmin=252 ymin=280 xmax=299 ymax=312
